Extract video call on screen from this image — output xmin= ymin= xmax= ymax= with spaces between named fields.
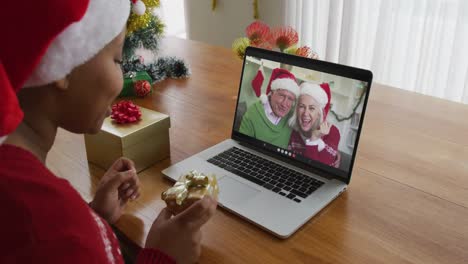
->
xmin=234 ymin=56 xmax=368 ymax=174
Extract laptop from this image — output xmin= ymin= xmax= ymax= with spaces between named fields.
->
xmin=162 ymin=47 xmax=373 ymax=238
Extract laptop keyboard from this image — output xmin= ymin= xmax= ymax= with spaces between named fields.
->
xmin=207 ymin=147 xmax=324 ymax=203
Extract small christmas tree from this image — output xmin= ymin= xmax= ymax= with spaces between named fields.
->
xmin=122 ymin=0 xmax=190 ymax=87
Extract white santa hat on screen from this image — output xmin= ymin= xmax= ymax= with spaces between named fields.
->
xmin=251 ymin=67 xmax=300 ymax=104
xmin=299 ymin=82 xmax=332 ymax=121
xmin=0 ymin=0 xmax=130 ymax=143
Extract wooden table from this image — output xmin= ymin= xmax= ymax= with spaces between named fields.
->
xmin=47 ymin=37 xmax=468 ymax=264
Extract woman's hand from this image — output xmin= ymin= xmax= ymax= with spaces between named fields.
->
xmin=332 ymin=151 xmax=341 ymax=168
xmin=90 ymin=157 xmax=140 ymax=224
xmin=312 ymin=121 xmax=331 ymax=140
xmin=145 ymin=197 xmax=217 ymax=264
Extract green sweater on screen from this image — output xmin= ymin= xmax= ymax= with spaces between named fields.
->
xmin=239 ymin=100 xmax=292 ymax=149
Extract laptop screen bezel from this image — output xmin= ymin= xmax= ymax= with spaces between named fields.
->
xmin=230 ymin=47 xmax=373 ymax=184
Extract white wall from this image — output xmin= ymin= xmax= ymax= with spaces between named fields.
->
xmin=184 ymin=0 xmax=284 ymax=48
xmin=160 ymin=0 xmax=187 ymax=38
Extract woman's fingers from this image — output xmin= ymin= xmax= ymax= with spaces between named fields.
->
xmin=119 ymin=185 xmax=140 ymax=201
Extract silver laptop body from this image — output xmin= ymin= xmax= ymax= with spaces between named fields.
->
xmin=163 ymin=47 xmax=373 ymax=238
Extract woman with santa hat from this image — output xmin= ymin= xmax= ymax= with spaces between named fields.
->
xmin=0 ymin=0 xmax=216 ymax=263
xmin=288 ymin=82 xmax=341 ymax=168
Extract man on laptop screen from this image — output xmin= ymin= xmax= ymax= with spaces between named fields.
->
xmin=239 ymin=68 xmax=299 ymax=149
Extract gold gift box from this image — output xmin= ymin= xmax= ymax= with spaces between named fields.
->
xmin=162 ymin=170 xmax=219 ymax=215
xmin=84 ymin=107 xmax=170 ymax=172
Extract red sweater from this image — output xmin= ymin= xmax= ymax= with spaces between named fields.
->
xmin=0 ymin=144 xmax=175 ymax=264
xmin=288 ymin=126 xmax=340 ymax=166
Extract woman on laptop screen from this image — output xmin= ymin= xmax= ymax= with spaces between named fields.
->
xmin=287 ymin=82 xmax=341 ymax=168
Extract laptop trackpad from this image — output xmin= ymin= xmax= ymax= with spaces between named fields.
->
xmin=218 ymin=176 xmax=260 ymax=204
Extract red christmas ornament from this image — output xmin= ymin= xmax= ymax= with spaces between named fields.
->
xmin=134 ymin=80 xmax=151 ymax=97
xmin=111 ymin=100 xmax=142 ymax=124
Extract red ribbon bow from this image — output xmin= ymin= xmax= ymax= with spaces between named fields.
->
xmin=111 ymin=100 xmax=142 ymax=124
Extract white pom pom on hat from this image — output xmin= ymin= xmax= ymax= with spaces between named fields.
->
xmin=132 ymin=0 xmax=146 ymax=15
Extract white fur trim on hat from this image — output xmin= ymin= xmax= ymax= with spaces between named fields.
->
xmin=305 ymin=138 xmax=326 ymax=152
xmin=270 ymin=78 xmax=300 ymax=97
xmin=24 ymin=0 xmax=130 ymax=87
xmin=300 ymin=82 xmax=328 ymax=107
xmin=259 ymin=93 xmax=268 ymax=104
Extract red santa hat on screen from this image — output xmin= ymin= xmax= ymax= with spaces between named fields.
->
xmin=299 ymin=82 xmax=331 ymax=121
xmin=0 ymin=0 xmax=130 ymax=143
xmin=251 ymin=67 xmax=300 ymax=104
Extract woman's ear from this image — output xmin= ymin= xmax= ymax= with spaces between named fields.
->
xmin=54 ymin=76 xmax=69 ymax=91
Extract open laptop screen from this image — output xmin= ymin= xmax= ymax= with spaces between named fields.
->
xmin=232 ymin=47 xmax=372 ymax=182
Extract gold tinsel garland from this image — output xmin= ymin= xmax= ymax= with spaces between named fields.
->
xmin=142 ymin=0 xmax=160 ymax=8
xmin=212 ymin=0 xmax=217 ymax=11
xmin=211 ymin=0 xmax=259 ymax=19
xmin=253 ymin=0 xmax=259 ymax=19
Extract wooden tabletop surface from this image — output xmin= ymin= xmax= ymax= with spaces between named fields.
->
xmin=47 ymin=37 xmax=468 ymax=264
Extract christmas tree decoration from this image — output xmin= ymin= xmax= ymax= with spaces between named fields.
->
xmin=120 ymin=71 xmax=152 ymax=97
xmin=127 ymin=0 xmax=161 ymax=33
xmin=111 ymin=100 xmax=142 ymax=124
xmin=161 ymin=57 xmax=191 ymax=78
xmin=131 ymin=0 xmax=146 ymax=15
xmin=134 ymin=80 xmax=152 ymax=97
xmin=124 ymin=18 xmax=164 ymax=59
xmin=122 ymin=0 xmax=190 ymax=95
xmin=233 ymin=21 xmax=318 ymax=59
xmin=123 ymin=57 xmax=191 ymax=84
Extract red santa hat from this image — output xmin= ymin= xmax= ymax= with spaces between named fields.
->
xmin=251 ymin=67 xmax=300 ymax=104
xmin=299 ymin=82 xmax=331 ymax=121
xmin=0 ymin=0 xmax=130 ymax=142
